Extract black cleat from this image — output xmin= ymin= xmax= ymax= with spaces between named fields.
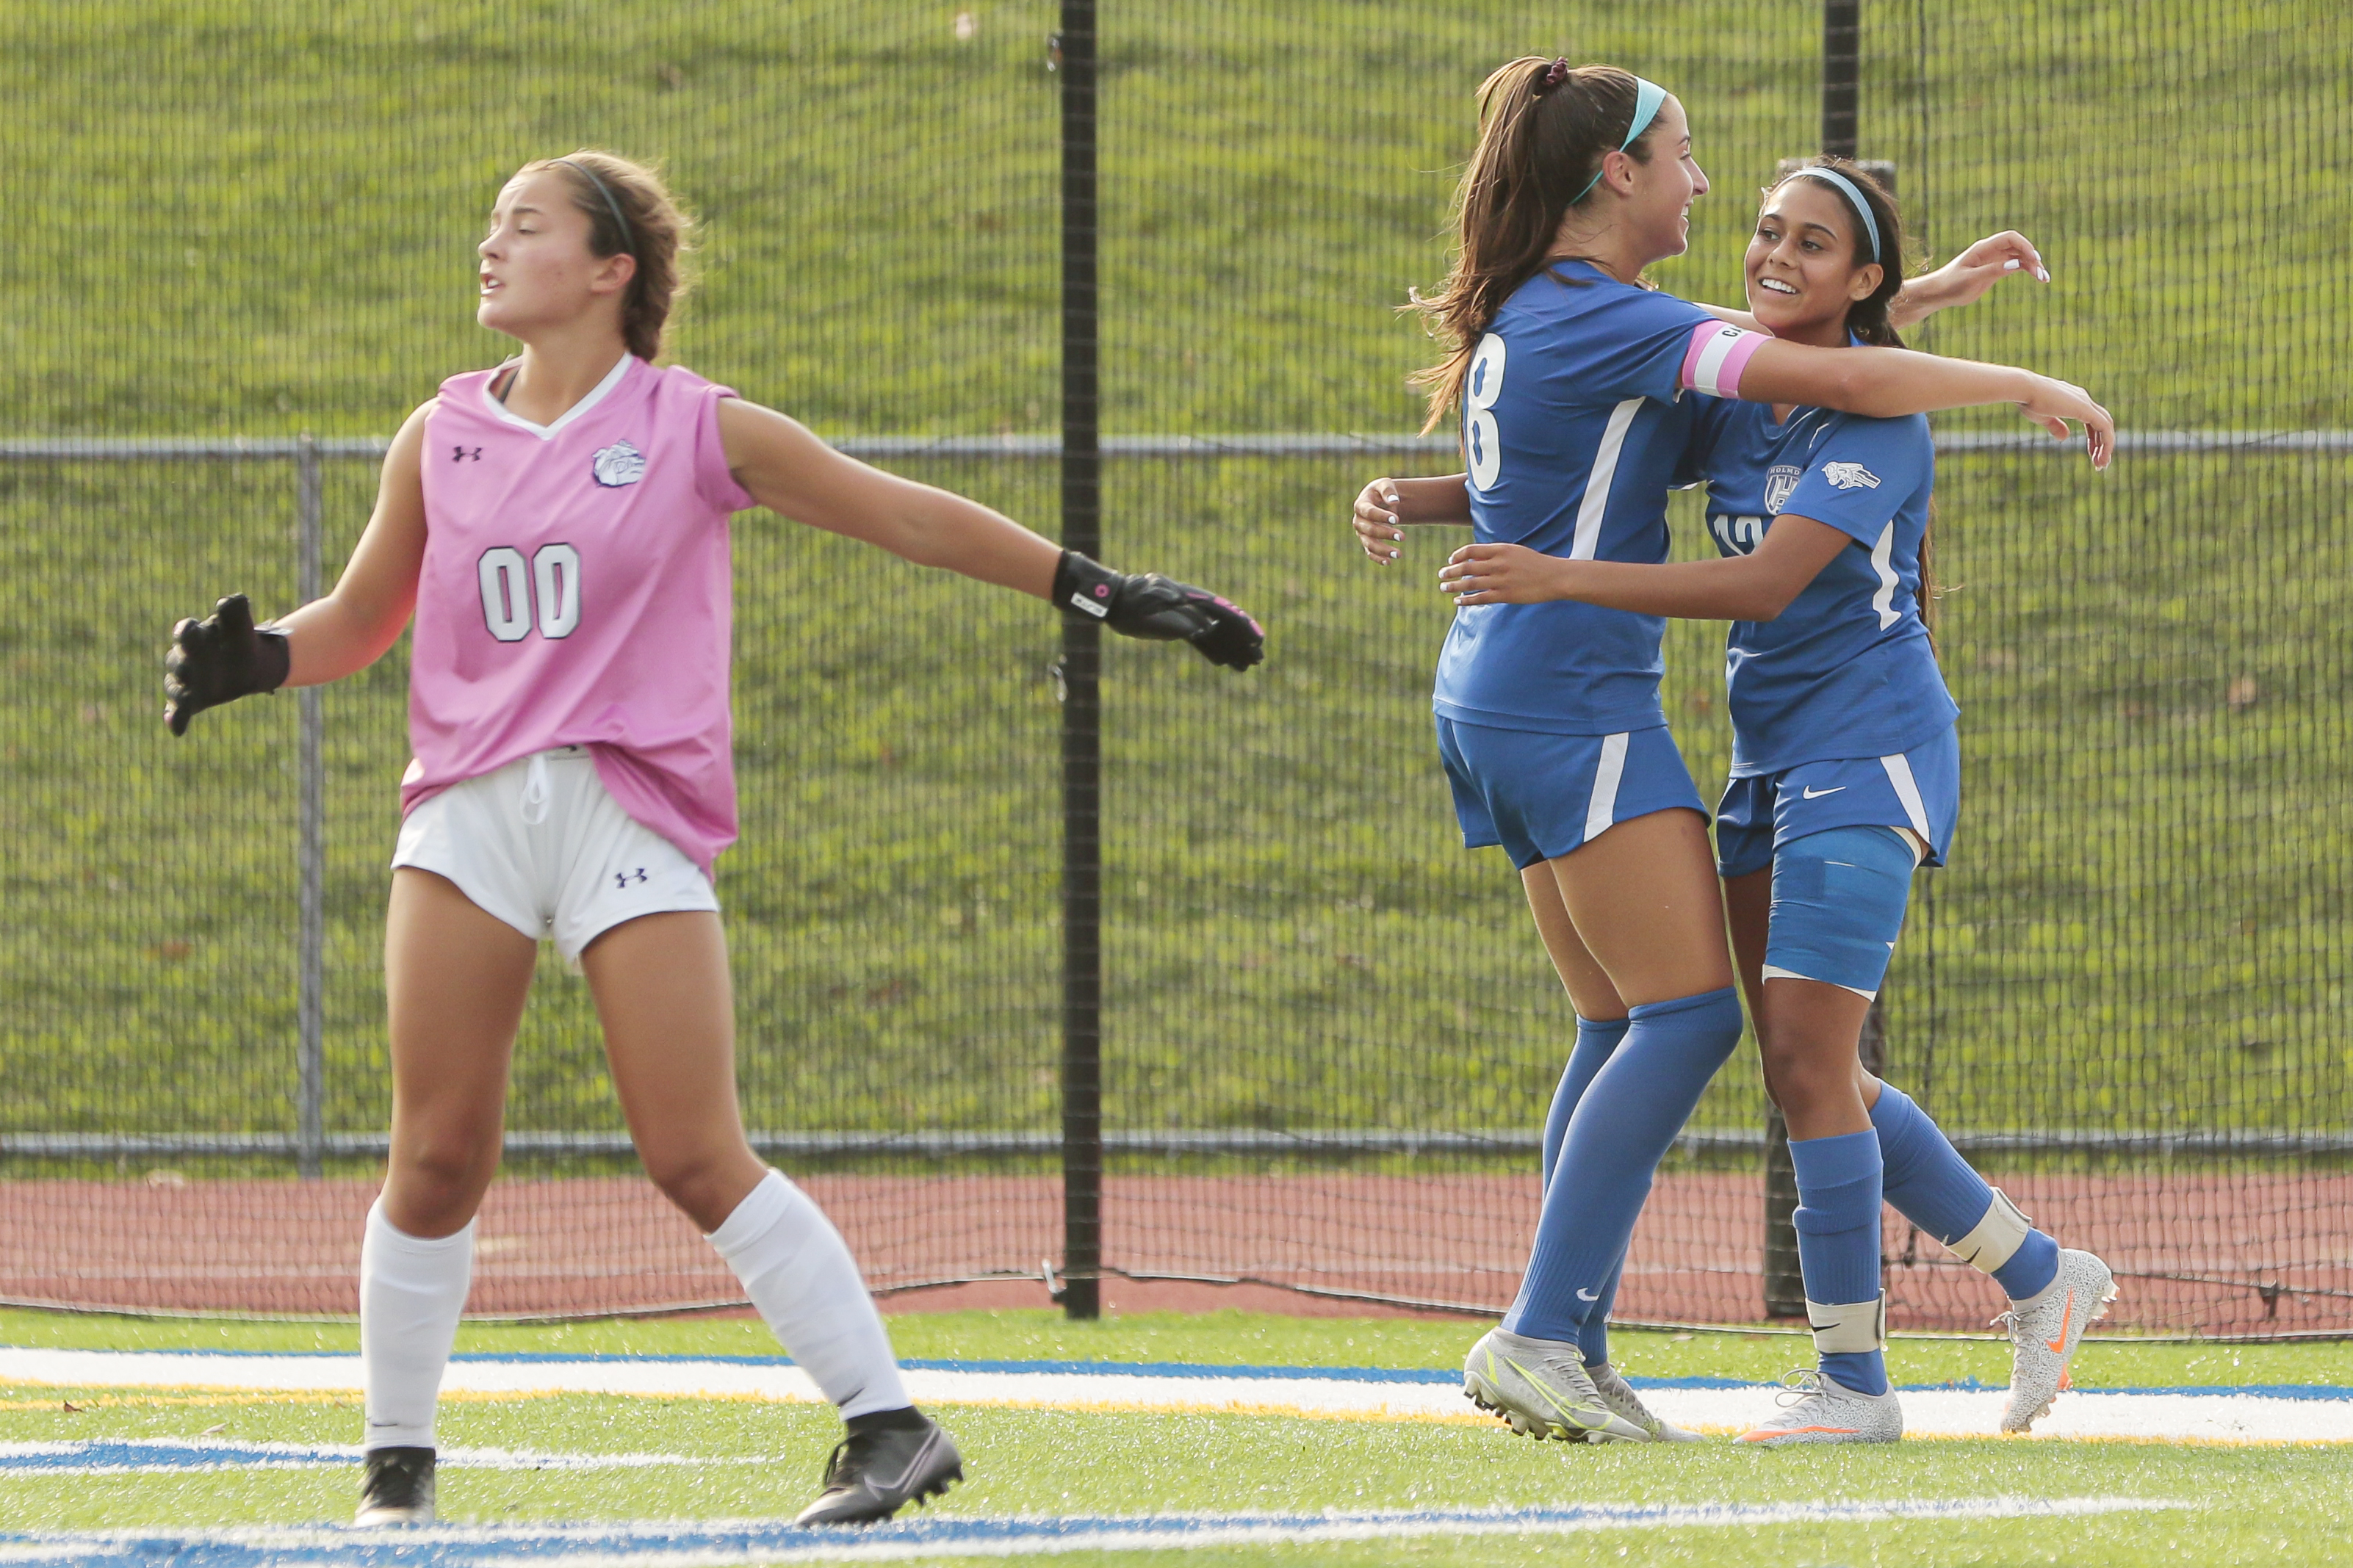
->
xmin=794 ymin=1413 xmax=963 ymax=1527
xmin=354 ymin=1445 xmax=436 ymax=1526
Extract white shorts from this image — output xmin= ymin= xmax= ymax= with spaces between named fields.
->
xmin=391 ymin=746 xmax=718 ymax=962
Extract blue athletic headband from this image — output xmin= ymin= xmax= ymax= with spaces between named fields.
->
xmin=1776 ymin=165 xmax=1882 ymax=264
xmin=1570 ymin=76 xmax=1668 ymax=204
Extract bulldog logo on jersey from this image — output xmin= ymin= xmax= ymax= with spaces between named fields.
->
xmin=1763 ymin=464 xmax=1804 ymax=514
xmin=591 ymin=440 xmax=646 ymax=488
xmin=1824 ymin=461 xmax=1881 ymax=491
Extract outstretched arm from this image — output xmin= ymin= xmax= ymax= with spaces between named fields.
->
xmin=162 ymin=402 xmax=432 ymax=734
xmin=1734 ymin=340 xmax=2111 ymax=467
xmin=274 ymin=402 xmax=433 ymax=685
xmin=1437 ymin=515 xmax=1853 ymax=621
xmin=719 ymin=397 xmax=1061 ymax=595
xmin=721 ymin=398 xmax=1263 ymax=669
xmin=1889 ymin=231 xmax=2048 ymax=329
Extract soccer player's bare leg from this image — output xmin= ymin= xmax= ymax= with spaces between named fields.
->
xmin=381 ymin=867 xmax=537 ymax=1238
xmin=585 ymin=909 xmax=962 ymax=1521
xmin=358 ymin=867 xmax=538 ymax=1520
xmin=579 ymin=910 xmax=765 ymax=1232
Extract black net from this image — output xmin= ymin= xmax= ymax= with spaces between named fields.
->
xmin=1 ymin=1 xmax=2343 ymax=1335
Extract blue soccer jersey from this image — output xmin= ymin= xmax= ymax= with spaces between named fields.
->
xmin=1687 ymin=398 xmax=1960 ymax=776
xmin=1433 ymin=262 xmax=1768 ymax=734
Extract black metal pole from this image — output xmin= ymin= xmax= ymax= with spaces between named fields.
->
xmin=1765 ymin=0 xmax=1873 ymax=1320
xmin=1822 ymin=0 xmax=1860 ymax=159
xmin=1056 ymin=0 xmax=1104 ymax=1323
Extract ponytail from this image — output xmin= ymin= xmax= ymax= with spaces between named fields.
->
xmin=1409 ymin=61 xmax=1662 ymax=433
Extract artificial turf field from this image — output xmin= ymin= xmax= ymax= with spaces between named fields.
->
xmin=0 ymin=1308 xmax=2344 ymax=1565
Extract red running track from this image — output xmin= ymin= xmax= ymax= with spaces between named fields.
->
xmin=0 ymin=1173 xmax=2341 ymax=1335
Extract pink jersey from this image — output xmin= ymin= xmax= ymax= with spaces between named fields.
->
xmin=406 ymin=355 xmax=754 ymax=871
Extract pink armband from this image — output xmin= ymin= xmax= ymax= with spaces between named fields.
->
xmin=1680 ymin=322 xmax=1768 ymax=398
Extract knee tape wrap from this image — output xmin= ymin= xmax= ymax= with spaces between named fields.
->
xmin=1763 ymin=826 xmax=1916 ymax=998
xmin=1949 ymin=1185 xmax=2032 ymax=1273
xmin=1806 ymin=1294 xmax=1887 ymax=1355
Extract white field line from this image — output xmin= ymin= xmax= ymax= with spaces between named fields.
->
xmin=1 ymin=1348 xmax=2346 ymax=1445
xmin=0 ymin=1437 xmax=768 ymax=1475
xmin=0 ymin=1497 xmax=2193 ymax=1567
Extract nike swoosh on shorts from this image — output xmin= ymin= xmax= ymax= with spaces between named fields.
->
xmin=1801 ymin=785 xmax=1846 ymax=799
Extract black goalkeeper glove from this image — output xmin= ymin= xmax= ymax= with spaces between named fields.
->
xmin=1051 ymin=551 xmax=1264 ymax=671
xmin=163 ymin=593 xmax=292 ymax=737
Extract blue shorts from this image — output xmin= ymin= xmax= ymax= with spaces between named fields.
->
xmin=1437 ymin=718 xmax=1705 ymax=870
xmin=1715 ymin=725 xmax=1960 ymax=879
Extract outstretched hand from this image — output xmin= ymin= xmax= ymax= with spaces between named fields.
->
xmin=1105 ymin=574 xmax=1266 ymax=670
xmin=1896 ymin=230 xmax=2050 ymax=327
xmin=163 ymin=593 xmax=291 ymax=735
xmin=2016 ymin=375 xmax=2115 ymax=471
xmin=1053 ymin=552 xmax=1264 ymax=671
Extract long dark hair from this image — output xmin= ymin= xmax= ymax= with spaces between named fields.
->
xmin=1410 ymin=60 xmax=1664 ymax=433
xmin=1773 ymin=156 xmax=1940 ymax=634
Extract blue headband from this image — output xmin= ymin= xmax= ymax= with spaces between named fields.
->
xmin=1779 ymin=165 xmax=1881 ymax=264
xmin=1570 ymin=76 xmax=1668 ymax=204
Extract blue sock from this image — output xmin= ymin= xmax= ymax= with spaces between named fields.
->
xmin=1790 ymin=1130 xmax=1887 ymax=1397
xmin=1540 ymin=1015 xmax=1632 ymax=1368
xmin=1872 ymin=1085 xmax=2060 ymax=1300
xmin=1542 ymin=1016 xmax=1630 ymax=1190
xmin=1505 ymin=988 xmax=1743 ymax=1344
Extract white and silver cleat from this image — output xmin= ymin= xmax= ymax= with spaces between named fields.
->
xmin=1463 ymin=1328 xmax=1651 ymax=1443
xmin=1997 ymin=1247 xmax=2116 ymax=1432
xmin=1735 ymin=1368 xmax=1903 ymax=1447
xmin=1588 ymin=1362 xmax=1703 ymax=1442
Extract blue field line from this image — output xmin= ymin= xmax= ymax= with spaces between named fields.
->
xmin=0 ymin=1441 xmax=351 ymax=1474
xmin=8 ymin=1345 xmax=2349 ymax=1401
xmin=0 ymin=1496 xmax=2191 ymax=1566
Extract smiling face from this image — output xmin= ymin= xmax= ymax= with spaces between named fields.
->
xmin=475 ymin=167 xmax=635 ymax=344
xmin=1743 ymin=177 xmax=1884 ymax=342
xmin=1621 ymin=95 xmax=1709 ymax=262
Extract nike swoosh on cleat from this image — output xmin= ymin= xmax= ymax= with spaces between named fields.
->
xmin=1501 ymin=1356 xmax=1606 ymax=1431
xmin=1739 ymin=1425 xmax=1860 ymax=1441
xmin=2044 ymin=1291 xmax=2075 ymax=1355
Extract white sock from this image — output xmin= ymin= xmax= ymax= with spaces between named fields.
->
xmin=359 ymin=1201 xmax=475 ymax=1451
xmin=707 ymin=1168 xmax=908 ymax=1418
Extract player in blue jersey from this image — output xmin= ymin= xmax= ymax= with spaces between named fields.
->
xmin=1352 ymin=58 xmax=2111 ymax=1445
xmin=1437 ymin=157 xmax=2117 ymax=1443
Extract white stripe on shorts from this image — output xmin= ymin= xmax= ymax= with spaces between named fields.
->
xmin=1585 ymin=732 xmax=1630 ymax=843
xmin=1570 ymin=400 xmax=1644 ymax=560
xmin=1879 ymin=752 xmax=1934 ymax=842
xmin=1762 ymin=962 xmax=1877 ymax=1002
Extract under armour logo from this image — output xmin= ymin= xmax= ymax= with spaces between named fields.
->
xmin=615 ymin=867 xmax=649 ymax=889
xmin=453 ymin=446 xmax=483 ymax=463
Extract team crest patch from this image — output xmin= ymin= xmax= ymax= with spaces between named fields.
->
xmin=1823 ymin=461 xmax=1881 ymax=491
xmin=1763 ymin=464 xmax=1804 ymax=514
xmin=591 ymin=440 xmax=646 ymax=488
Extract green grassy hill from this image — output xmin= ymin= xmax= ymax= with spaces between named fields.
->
xmin=1 ymin=1 xmax=2346 ymax=1156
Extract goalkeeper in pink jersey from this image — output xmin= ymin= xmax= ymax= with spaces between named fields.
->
xmin=160 ymin=151 xmax=1261 ymax=1529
